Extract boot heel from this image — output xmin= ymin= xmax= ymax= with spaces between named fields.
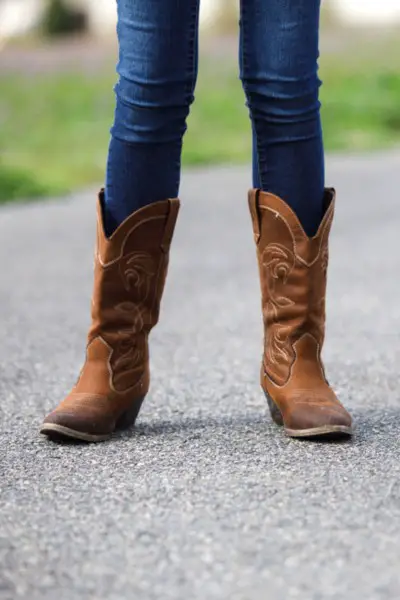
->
xmin=116 ymin=398 xmax=145 ymax=431
xmin=264 ymin=390 xmax=284 ymax=426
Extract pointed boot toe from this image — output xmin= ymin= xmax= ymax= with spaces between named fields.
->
xmin=41 ymin=402 xmax=114 ymax=442
xmin=283 ymin=401 xmax=353 ymax=438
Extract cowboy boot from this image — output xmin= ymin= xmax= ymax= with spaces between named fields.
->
xmin=248 ymin=188 xmax=352 ymax=438
xmin=41 ymin=191 xmax=179 ymax=442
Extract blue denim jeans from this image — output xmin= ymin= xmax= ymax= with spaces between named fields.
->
xmin=105 ymin=0 xmax=324 ymax=236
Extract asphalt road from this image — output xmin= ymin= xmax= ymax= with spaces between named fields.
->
xmin=1 ymin=154 xmax=400 ymax=600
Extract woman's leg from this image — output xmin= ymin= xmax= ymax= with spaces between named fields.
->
xmin=240 ymin=0 xmax=324 ymax=236
xmin=105 ymin=0 xmax=200 ymax=235
xmin=244 ymin=0 xmax=352 ymax=438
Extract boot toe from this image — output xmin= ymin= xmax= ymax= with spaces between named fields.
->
xmin=41 ymin=408 xmax=113 ymax=442
xmin=285 ymin=403 xmax=352 ymax=437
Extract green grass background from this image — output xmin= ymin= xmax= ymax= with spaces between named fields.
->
xmin=1 ymin=36 xmax=399 ymax=204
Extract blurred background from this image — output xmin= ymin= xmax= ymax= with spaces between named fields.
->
xmin=0 ymin=0 xmax=399 ymax=205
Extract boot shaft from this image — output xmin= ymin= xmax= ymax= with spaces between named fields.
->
xmin=90 ymin=191 xmax=180 ymax=342
xmin=85 ymin=192 xmax=180 ymax=396
xmin=248 ymin=188 xmax=335 ymax=386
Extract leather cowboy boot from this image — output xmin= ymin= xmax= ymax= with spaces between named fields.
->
xmin=248 ymin=189 xmax=352 ymax=438
xmin=41 ymin=191 xmax=179 ymax=442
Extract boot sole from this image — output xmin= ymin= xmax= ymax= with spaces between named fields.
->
xmin=264 ymin=391 xmax=353 ymax=439
xmin=40 ymin=397 xmax=144 ymax=443
xmin=40 ymin=423 xmax=111 ymax=443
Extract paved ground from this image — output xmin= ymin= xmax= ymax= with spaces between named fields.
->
xmin=1 ymin=154 xmax=400 ymax=600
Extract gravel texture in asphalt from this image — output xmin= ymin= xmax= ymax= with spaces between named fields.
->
xmin=1 ymin=155 xmax=400 ymax=600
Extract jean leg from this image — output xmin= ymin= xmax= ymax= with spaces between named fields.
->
xmin=239 ymin=0 xmax=324 ymax=236
xmin=105 ymin=0 xmax=200 ymax=234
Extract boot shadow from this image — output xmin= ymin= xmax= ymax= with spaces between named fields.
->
xmin=128 ymin=411 xmax=269 ymax=439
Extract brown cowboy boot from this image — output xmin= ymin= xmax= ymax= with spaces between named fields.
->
xmin=248 ymin=188 xmax=352 ymax=438
xmin=41 ymin=191 xmax=179 ymax=442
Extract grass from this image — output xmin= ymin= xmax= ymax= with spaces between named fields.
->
xmin=1 ymin=39 xmax=400 ymax=203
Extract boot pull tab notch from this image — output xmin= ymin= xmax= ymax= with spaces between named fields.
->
xmin=248 ymin=189 xmax=262 ymax=245
xmin=161 ymin=199 xmax=180 ymax=253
